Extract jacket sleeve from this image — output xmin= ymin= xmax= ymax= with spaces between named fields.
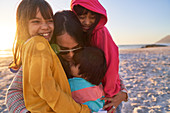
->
xmin=5 ymin=68 xmax=28 ymax=113
xmin=92 ymin=27 xmax=121 ymax=97
xmin=22 ymin=36 xmax=90 ymax=113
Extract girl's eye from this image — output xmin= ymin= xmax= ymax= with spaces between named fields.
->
xmin=31 ymin=20 xmax=40 ymax=24
xmin=78 ymin=15 xmax=85 ymax=19
xmin=90 ymin=16 xmax=96 ymax=19
xmin=47 ymin=19 xmax=53 ymax=23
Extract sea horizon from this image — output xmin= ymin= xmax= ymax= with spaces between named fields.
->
xmin=118 ymin=43 xmax=170 ymax=50
xmin=1 ymin=43 xmax=170 ymax=57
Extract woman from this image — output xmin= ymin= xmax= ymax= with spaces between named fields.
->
xmin=52 ymin=11 xmax=106 ymax=112
xmin=6 ymin=0 xmax=89 ymax=113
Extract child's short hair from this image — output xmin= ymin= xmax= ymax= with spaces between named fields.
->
xmin=73 ymin=47 xmax=107 ymax=85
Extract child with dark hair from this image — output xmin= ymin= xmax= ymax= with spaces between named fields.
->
xmin=72 ymin=47 xmax=106 ymax=85
xmin=68 ymin=47 xmax=107 ymax=113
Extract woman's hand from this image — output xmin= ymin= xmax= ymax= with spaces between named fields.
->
xmin=101 ymin=91 xmax=127 ymax=113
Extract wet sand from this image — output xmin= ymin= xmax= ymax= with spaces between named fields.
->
xmin=0 ymin=47 xmax=170 ymax=113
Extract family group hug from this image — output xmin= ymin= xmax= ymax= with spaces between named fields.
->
xmin=5 ymin=0 xmax=128 ymax=113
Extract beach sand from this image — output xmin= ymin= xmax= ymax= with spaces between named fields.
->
xmin=120 ymin=47 xmax=170 ymax=113
xmin=0 ymin=57 xmax=14 ymax=113
xmin=0 ymin=47 xmax=169 ymax=113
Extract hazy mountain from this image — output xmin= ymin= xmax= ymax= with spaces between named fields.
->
xmin=141 ymin=35 xmax=170 ymax=48
xmin=156 ymin=35 xmax=170 ymax=43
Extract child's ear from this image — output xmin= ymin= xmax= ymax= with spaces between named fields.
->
xmin=76 ymin=64 xmax=80 ymax=68
xmin=82 ymin=75 xmax=87 ymax=80
xmin=70 ymin=64 xmax=80 ymax=77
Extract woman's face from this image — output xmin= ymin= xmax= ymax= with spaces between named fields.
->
xmin=78 ymin=12 xmax=96 ymax=32
xmin=28 ymin=8 xmax=54 ymax=42
xmin=56 ymin=32 xmax=81 ymax=62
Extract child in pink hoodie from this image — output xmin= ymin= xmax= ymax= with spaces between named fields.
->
xmin=71 ymin=0 xmax=128 ymax=112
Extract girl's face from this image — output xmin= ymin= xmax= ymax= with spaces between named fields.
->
xmin=78 ymin=12 xmax=96 ymax=32
xmin=28 ymin=8 xmax=54 ymax=42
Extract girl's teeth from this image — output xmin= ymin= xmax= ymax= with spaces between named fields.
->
xmin=43 ymin=33 xmax=48 ymax=36
xmin=40 ymin=33 xmax=49 ymax=36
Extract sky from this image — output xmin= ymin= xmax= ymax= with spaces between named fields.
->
xmin=0 ymin=0 xmax=170 ymax=50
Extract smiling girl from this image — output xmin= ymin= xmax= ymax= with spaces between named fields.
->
xmin=6 ymin=0 xmax=89 ymax=113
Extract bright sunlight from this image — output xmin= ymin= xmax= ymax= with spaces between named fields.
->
xmin=0 ymin=27 xmax=15 ymax=50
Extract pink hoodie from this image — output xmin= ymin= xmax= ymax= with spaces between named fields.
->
xmin=71 ymin=0 xmax=121 ymax=98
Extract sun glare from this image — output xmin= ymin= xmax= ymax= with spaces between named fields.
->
xmin=0 ymin=27 xmax=15 ymax=51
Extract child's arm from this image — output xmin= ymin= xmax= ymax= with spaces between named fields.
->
xmin=5 ymin=68 xmax=29 ymax=113
xmin=119 ymin=74 xmax=128 ymax=100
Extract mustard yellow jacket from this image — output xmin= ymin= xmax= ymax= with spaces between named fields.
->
xmin=22 ymin=36 xmax=90 ymax=113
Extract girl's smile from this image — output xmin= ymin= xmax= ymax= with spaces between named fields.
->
xmin=28 ymin=8 xmax=54 ymax=41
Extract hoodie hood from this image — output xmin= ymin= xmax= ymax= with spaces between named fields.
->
xmin=71 ymin=0 xmax=107 ymax=31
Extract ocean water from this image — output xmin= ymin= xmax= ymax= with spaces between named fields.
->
xmin=0 ymin=50 xmax=13 ymax=58
xmin=0 ymin=45 xmax=142 ymax=58
xmin=0 ymin=44 xmax=169 ymax=57
xmin=118 ymin=43 xmax=170 ymax=50
xmin=118 ymin=44 xmax=146 ymax=50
